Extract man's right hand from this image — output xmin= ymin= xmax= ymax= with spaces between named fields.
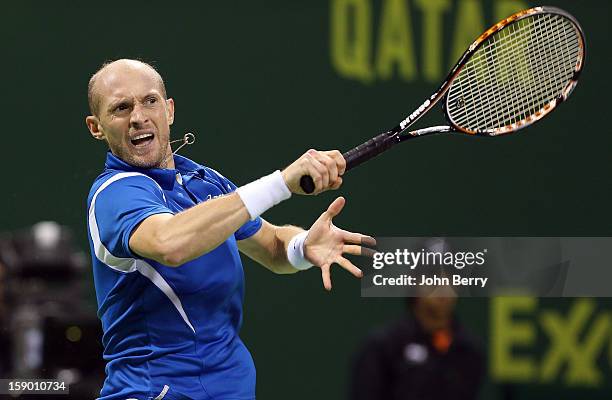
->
xmin=282 ymin=149 xmax=346 ymax=195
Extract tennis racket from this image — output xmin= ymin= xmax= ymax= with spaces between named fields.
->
xmin=300 ymin=6 xmax=586 ymax=193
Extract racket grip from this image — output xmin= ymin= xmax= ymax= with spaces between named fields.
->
xmin=300 ymin=175 xmax=315 ymax=194
xmin=298 ymin=131 xmax=397 ymax=194
xmin=343 ymin=131 xmax=397 ymax=170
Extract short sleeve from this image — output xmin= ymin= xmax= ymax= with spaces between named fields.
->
xmin=204 ymin=167 xmax=263 ymax=240
xmin=92 ymin=174 xmax=173 ymax=259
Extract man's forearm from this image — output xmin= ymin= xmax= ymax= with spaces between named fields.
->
xmin=238 ymin=222 xmax=305 ymax=274
xmin=272 ymin=225 xmax=307 ymax=273
xmin=132 ymin=192 xmax=251 ymax=266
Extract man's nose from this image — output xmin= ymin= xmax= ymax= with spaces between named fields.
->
xmin=130 ymin=104 xmax=149 ymax=126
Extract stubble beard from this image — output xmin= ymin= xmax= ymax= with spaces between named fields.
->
xmin=112 ymin=140 xmax=172 ymax=169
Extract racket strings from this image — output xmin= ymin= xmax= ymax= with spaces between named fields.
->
xmin=447 ymin=13 xmax=581 ymax=133
xmin=468 ymin=17 xmax=576 ymax=128
xmin=458 ymin=15 xmax=578 ymax=129
xmin=504 ymin=16 xmax=577 ymax=120
xmin=450 ymin=14 xmax=575 ymax=128
xmin=454 ymin=14 xmax=579 ymax=131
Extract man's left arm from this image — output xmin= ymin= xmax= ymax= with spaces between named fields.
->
xmin=238 ymin=197 xmax=375 ymax=290
xmin=237 ymin=220 xmax=303 ymax=275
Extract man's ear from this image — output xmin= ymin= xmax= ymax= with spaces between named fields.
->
xmin=166 ymin=98 xmax=175 ymax=125
xmin=85 ymin=115 xmax=105 ymax=140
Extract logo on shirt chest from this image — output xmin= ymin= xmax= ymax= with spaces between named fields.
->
xmin=206 ymin=193 xmax=225 ymax=201
xmin=203 ymin=183 xmax=230 ymax=201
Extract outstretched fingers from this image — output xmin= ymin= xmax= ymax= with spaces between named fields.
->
xmin=336 ymin=256 xmax=363 ymax=278
xmin=324 ymin=196 xmax=346 ymax=220
xmin=343 ymin=244 xmax=377 ymax=258
xmin=319 ymin=258 xmax=362 ymax=291
xmin=340 ymin=229 xmax=376 ymax=247
xmin=321 ymin=265 xmax=332 ymax=291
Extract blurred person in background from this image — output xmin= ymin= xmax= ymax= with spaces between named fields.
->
xmin=350 ymin=295 xmax=484 ymax=400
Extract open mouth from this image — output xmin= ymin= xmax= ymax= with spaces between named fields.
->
xmin=131 ymin=132 xmax=154 ymax=147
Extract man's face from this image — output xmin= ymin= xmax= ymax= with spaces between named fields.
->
xmin=86 ymin=63 xmax=175 ymax=169
xmin=413 ymin=295 xmax=457 ymax=333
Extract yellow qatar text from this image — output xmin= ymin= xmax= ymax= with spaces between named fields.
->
xmin=330 ymin=0 xmax=528 ymax=83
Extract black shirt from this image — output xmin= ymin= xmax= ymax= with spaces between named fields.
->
xmin=349 ymin=315 xmax=484 ymax=400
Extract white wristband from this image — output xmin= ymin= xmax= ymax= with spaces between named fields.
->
xmin=236 ymin=170 xmax=292 ymax=220
xmin=287 ymin=231 xmax=313 ymax=270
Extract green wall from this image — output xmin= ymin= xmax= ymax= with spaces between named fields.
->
xmin=1 ymin=1 xmax=610 ymax=398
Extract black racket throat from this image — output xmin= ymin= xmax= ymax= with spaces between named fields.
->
xmin=299 ymin=124 xmax=452 ymax=194
xmin=299 ymin=131 xmax=398 ymax=194
xmin=299 ymin=128 xmax=419 ymax=195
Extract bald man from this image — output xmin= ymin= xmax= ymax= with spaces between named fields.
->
xmin=85 ymin=59 xmax=371 ymax=400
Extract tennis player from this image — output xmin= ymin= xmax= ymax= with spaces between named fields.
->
xmin=85 ymin=59 xmax=371 ymax=400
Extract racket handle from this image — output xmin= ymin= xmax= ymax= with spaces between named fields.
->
xmin=343 ymin=131 xmax=397 ymax=170
xmin=299 ymin=131 xmax=397 ymax=194
xmin=300 ymin=175 xmax=316 ymax=194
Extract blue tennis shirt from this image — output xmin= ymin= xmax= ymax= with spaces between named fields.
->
xmin=87 ymin=152 xmax=262 ymax=400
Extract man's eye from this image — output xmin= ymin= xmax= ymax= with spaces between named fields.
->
xmin=146 ymin=97 xmax=157 ymax=104
xmin=115 ymin=103 xmax=129 ymax=112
